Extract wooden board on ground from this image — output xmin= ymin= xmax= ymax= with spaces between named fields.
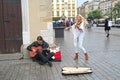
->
xmin=62 ymin=67 xmax=92 ymax=75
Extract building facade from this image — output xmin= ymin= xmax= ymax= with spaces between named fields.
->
xmin=52 ymin=0 xmax=77 ymax=19
xmin=77 ymin=0 xmax=100 ymax=19
xmin=99 ymin=0 xmax=118 ymax=15
xmin=77 ymin=1 xmax=89 ymax=19
xmin=77 ymin=0 xmax=119 ymax=19
xmin=0 ymin=0 xmax=54 ymax=53
xmin=88 ymin=1 xmax=100 ymax=12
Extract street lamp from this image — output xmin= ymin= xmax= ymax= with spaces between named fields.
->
xmin=110 ymin=0 xmax=112 ymax=21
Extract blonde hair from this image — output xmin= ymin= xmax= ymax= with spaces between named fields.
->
xmin=77 ymin=14 xmax=89 ymax=28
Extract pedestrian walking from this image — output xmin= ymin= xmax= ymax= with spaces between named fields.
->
xmin=104 ymin=18 xmax=111 ymax=37
xmin=65 ymin=14 xmax=89 ymax=60
xmin=88 ymin=19 xmax=93 ymax=28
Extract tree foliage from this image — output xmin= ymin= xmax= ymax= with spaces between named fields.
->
xmin=88 ymin=9 xmax=103 ymax=19
xmin=112 ymin=1 xmax=120 ymax=18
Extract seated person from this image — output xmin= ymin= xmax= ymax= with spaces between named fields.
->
xmin=27 ymin=36 xmax=54 ymax=67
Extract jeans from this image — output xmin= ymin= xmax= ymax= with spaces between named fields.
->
xmin=34 ymin=51 xmax=54 ymax=63
xmin=73 ymin=34 xmax=86 ymax=54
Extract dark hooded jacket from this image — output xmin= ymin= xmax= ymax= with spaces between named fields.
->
xmin=27 ymin=40 xmax=49 ymax=51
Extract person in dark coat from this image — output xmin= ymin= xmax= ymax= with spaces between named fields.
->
xmin=27 ymin=36 xmax=54 ymax=67
xmin=104 ymin=18 xmax=111 ymax=37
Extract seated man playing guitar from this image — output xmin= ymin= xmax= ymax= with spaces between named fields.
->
xmin=27 ymin=36 xmax=54 ymax=67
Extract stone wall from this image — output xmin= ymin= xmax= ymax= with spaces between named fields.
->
xmin=21 ymin=0 xmax=54 ymax=58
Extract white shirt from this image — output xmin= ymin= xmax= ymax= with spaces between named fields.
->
xmin=108 ymin=20 xmax=112 ymax=27
xmin=71 ymin=22 xmax=85 ymax=38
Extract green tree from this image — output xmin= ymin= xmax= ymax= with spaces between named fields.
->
xmin=88 ymin=9 xmax=103 ymax=19
xmin=112 ymin=1 xmax=120 ymax=21
xmin=52 ymin=17 xmax=61 ymax=21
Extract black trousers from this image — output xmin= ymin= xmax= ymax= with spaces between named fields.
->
xmin=105 ymin=27 xmax=111 ymax=31
xmin=33 ymin=51 xmax=54 ymax=63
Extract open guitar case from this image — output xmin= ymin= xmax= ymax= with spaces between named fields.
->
xmin=62 ymin=59 xmax=92 ymax=75
xmin=62 ymin=67 xmax=92 ymax=75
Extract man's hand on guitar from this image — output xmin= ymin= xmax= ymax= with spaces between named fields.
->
xmin=32 ymin=49 xmax=36 ymax=52
xmin=47 ymin=47 xmax=50 ymax=51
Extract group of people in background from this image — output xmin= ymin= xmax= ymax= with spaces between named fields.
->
xmin=53 ymin=17 xmax=75 ymax=27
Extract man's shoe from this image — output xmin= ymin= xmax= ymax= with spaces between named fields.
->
xmin=48 ymin=61 xmax=52 ymax=67
xmin=39 ymin=61 xmax=45 ymax=65
xmin=32 ymin=58 xmax=37 ymax=62
xmin=74 ymin=53 xmax=78 ymax=60
xmin=85 ymin=53 xmax=88 ymax=60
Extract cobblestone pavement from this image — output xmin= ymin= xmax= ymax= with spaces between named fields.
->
xmin=0 ymin=27 xmax=120 ymax=80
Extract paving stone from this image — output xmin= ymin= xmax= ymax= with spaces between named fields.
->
xmin=0 ymin=27 xmax=120 ymax=80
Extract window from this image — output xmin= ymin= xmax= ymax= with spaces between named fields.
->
xmin=57 ymin=0 xmax=59 ymax=2
xmin=68 ymin=0 xmax=71 ymax=2
xmin=72 ymin=11 xmax=75 ymax=16
xmin=72 ymin=0 xmax=75 ymax=2
xmin=64 ymin=2 xmax=68 ymax=10
xmin=52 ymin=11 xmax=54 ymax=16
xmin=62 ymin=5 xmax=64 ymax=9
xmin=68 ymin=4 xmax=71 ymax=9
xmin=57 ymin=6 xmax=59 ymax=9
xmin=62 ymin=11 xmax=64 ymax=16
xmin=57 ymin=4 xmax=60 ymax=9
xmin=72 ymin=6 xmax=75 ymax=9
xmin=72 ymin=4 xmax=75 ymax=9
xmin=68 ymin=11 xmax=71 ymax=16
xmin=57 ymin=11 xmax=59 ymax=16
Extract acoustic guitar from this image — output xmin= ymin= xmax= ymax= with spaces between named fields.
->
xmin=29 ymin=46 xmax=42 ymax=57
